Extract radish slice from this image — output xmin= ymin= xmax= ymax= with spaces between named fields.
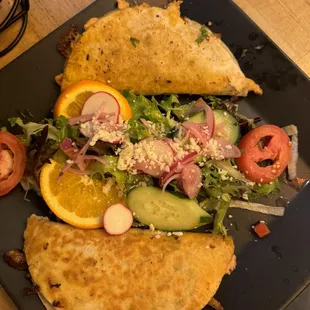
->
xmin=215 ymin=138 xmax=241 ymax=158
xmin=81 ymin=92 xmax=120 ymax=123
xmin=177 ymin=163 xmax=202 ymax=198
xmin=103 ymin=203 xmax=133 ymax=235
xmin=133 ymin=139 xmax=174 ymax=177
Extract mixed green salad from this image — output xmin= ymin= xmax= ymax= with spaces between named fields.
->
xmin=0 ymin=86 xmax=299 ymax=236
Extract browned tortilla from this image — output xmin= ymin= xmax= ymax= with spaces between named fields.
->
xmin=60 ymin=1 xmax=261 ymax=96
xmin=24 ymin=215 xmax=235 ymax=310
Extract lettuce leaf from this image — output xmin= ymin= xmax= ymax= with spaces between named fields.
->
xmin=201 ymin=161 xmax=280 ymax=201
xmin=159 ymin=94 xmax=196 ymax=121
xmin=248 ymin=179 xmax=280 ymax=199
xmin=87 ymin=156 xmax=153 ymax=191
xmin=54 ymin=115 xmax=79 ymax=142
xmin=212 ymin=193 xmax=230 ymax=235
xmin=127 ymin=118 xmax=151 ymax=141
xmin=158 ymin=94 xmax=180 ymax=112
xmin=8 ymin=116 xmax=78 ymax=146
xmin=122 ymin=91 xmax=172 ymax=141
xmin=9 ymin=117 xmax=59 ymax=146
xmin=88 ymin=156 xmax=127 ymax=184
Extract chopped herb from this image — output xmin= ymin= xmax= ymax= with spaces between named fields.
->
xmin=130 ymin=37 xmax=140 ymax=47
xmin=196 ymin=25 xmax=208 ymax=44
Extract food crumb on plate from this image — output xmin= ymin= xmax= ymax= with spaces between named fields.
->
xmin=253 ymin=221 xmax=270 ymax=238
xmin=172 ymin=231 xmax=183 ymax=237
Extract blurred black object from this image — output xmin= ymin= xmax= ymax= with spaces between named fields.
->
xmin=0 ymin=0 xmax=30 ymax=57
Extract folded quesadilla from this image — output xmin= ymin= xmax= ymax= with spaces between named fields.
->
xmin=59 ymin=0 xmax=262 ymax=96
xmin=24 ymin=215 xmax=235 ymax=310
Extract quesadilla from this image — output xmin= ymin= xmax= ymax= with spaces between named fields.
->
xmin=59 ymin=0 xmax=262 ymax=96
xmin=24 ymin=215 xmax=235 ymax=310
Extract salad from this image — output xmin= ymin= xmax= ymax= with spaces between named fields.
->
xmin=0 ymin=80 xmax=299 ymax=236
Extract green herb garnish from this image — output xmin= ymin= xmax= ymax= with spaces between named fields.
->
xmin=196 ymin=25 xmax=208 ymax=44
xmin=130 ymin=37 xmax=140 ymax=47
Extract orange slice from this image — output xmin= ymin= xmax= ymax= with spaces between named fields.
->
xmin=54 ymin=80 xmax=132 ymax=120
xmin=40 ymin=159 xmax=124 ymax=229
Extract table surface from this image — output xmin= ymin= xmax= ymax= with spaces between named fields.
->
xmin=0 ymin=0 xmax=310 ymax=309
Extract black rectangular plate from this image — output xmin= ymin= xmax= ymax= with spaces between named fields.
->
xmin=0 ymin=1 xmax=310 ymax=309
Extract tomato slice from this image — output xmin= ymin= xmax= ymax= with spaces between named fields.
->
xmin=235 ymin=125 xmax=291 ymax=184
xmin=0 ymin=132 xmax=27 ymax=196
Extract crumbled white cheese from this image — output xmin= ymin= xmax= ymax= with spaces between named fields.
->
xmin=218 ymin=169 xmax=228 ymax=176
xmin=172 ymin=231 xmax=183 ymax=237
xmin=117 ymin=143 xmax=134 ymax=170
xmin=149 ymin=223 xmax=155 ymax=232
xmin=245 ymin=180 xmax=255 ymax=187
xmin=203 ymin=138 xmax=224 ymax=160
xmin=242 ymin=193 xmax=249 ymax=200
xmin=81 ymin=118 xmax=127 ymax=147
xmin=81 ymin=175 xmax=92 ymax=186
xmin=118 ymin=139 xmax=174 ymax=174
xmin=102 ymin=178 xmax=115 ymax=194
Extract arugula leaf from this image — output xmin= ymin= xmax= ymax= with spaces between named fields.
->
xmin=130 ymin=37 xmax=140 ymax=47
xmin=1 ymin=126 xmax=8 ymax=132
xmin=212 ymin=194 xmax=230 ymax=235
xmin=196 ymin=25 xmax=208 ymax=44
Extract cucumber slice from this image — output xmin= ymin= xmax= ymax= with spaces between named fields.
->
xmin=213 ymin=110 xmax=240 ymax=144
xmin=189 ymin=110 xmax=205 ymax=123
xmin=188 ymin=109 xmax=240 ymax=144
xmin=127 ymin=186 xmax=212 ymax=231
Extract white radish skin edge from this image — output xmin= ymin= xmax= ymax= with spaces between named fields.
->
xmin=81 ymin=92 xmax=120 ymax=123
xmin=103 ymin=203 xmax=133 ymax=235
